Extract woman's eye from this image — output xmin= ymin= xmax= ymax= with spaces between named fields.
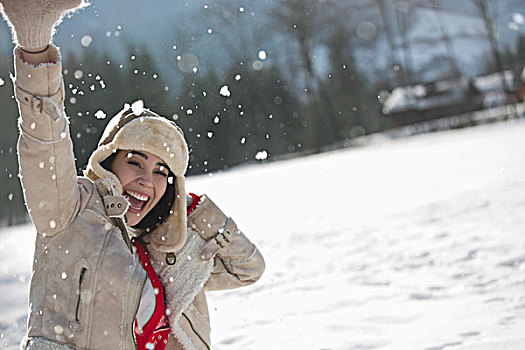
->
xmin=128 ymin=161 xmax=141 ymax=168
xmin=155 ymin=171 xmax=168 ymax=177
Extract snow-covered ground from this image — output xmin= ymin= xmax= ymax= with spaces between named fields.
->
xmin=1 ymin=120 xmax=525 ymax=349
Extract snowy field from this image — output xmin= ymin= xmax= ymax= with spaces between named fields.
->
xmin=1 ymin=120 xmax=525 ymax=349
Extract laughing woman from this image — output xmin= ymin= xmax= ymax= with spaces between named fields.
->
xmin=0 ymin=1 xmax=265 ymax=349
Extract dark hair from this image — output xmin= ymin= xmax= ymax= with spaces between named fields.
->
xmin=101 ymin=151 xmax=175 ymax=231
xmin=133 ymin=178 xmax=175 ymax=231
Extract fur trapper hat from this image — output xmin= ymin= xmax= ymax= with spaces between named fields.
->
xmin=84 ymin=101 xmax=189 ymax=252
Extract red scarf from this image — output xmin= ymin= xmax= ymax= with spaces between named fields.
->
xmin=187 ymin=193 xmax=201 ymax=215
xmin=133 ymin=239 xmax=170 ymax=350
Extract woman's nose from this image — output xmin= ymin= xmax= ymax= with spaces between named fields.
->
xmin=137 ymin=171 xmax=153 ymax=188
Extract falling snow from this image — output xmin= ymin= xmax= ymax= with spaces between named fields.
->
xmin=73 ymin=70 xmax=83 ymax=80
xmin=131 ymin=100 xmax=145 ymax=116
xmin=54 ymin=325 xmax=64 ymax=335
xmin=252 ymin=61 xmax=263 ymax=71
xmin=94 ymin=110 xmax=107 ymax=119
xmin=513 ymin=12 xmax=524 ymax=25
xmin=0 ymin=3 xmax=523 ymax=344
xmin=177 ymin=53 xmax=199 ymax=74
xmin=80 ymin=35 xmax=92 ymax=47
xmin=356 ymin=21 xmax=377 ymax=40
xmin=219 ymin=85 xmax=231 ymax=97
xmin=254 ymin=150 xmax=268 ymax=160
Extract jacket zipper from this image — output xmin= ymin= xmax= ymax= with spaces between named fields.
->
xmin=75 ymin=267 xmax=87 ymax=322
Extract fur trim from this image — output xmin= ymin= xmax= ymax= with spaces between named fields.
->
xmin=94 ymin=176 xmax=123 ymax=197
xmin=84 ymin=103 xmax=189 ymax=252
xmin=170 ymin=325 xmax=198 ymax=350
xmin=20 ymin=337 xmax=75 ymax=350
xmin=14 ymin=45 xmax=62 ymax=70
xmin=88 ymin=116 xmax=188 ymax=178
xmin=143 ymin=176 xmax=187 ymax=252
xmin=148 ymin=228 xmax=215 ymax=349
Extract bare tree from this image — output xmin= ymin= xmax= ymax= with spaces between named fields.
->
xmin=429 ymin=1 xmax=461 ymax=79
xmin=270 ymin=0 xmax=342 ymax=150
xmin=474 ymin=0 xmax=506 ymax=84
xmin=375 ymin=0 xmax=402 ymax=87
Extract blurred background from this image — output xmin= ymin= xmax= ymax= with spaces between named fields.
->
xmin=0 ymin=0 xmax=524 ymax=226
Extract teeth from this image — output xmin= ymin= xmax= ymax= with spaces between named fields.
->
xmin=126 ymin=191 xmax=149 ymax=201
xmin=129 ymin=203 xmax=143 ymax=210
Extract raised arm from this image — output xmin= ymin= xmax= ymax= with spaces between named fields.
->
xmin=0 ymin=0 xmax=87 ymax=235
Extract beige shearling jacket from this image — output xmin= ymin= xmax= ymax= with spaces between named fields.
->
xmin=14 ymin=45 xmax=265 ymax=350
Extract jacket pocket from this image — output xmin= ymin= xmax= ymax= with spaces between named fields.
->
xmin=69 ymin=259 xmax=91 ymax=331
xmin=75 ymin=267 xmax=87 ymax=321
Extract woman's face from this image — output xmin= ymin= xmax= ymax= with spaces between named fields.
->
xmin=111 ymin=150 xmax=169 ymax=226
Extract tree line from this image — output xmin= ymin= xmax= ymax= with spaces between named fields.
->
xmin=1 ymin=0 xmax=523 ymax=225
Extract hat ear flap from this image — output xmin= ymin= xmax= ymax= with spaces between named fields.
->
xmin=146 ymin=175 xmax=187 ymax=252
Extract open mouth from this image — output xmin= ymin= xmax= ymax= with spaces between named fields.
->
xmin=124 ymin=190 xmax=150 ymax=213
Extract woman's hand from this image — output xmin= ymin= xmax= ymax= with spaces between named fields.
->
xmin=0 ymin=0 xmax=87 ymax=51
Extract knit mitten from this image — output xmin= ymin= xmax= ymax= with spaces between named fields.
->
xmin=0 ymin=0 xmax=86 ymax=50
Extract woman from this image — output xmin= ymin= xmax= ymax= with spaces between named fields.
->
xmin=0 ymin=1 xmax=265 ymax=349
